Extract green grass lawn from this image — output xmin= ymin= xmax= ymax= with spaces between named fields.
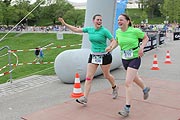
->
xmin=0 ymin=32 xmax=82 ymax=84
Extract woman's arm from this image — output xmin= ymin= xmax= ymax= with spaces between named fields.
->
xmin=139 ymin=33 xmax=149 ymax=57
xmin=58 ymin=18 xmax=83 ymax=33
xmin=106 ymin=39 xmax=118 ymax=52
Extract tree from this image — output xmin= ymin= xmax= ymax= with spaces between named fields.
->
xmin=28 ymin=0 xmax=43 ymax=25
xmin=160 ymin=0 xmax=180 ymax=23
xmin=63 ymin=9 xmax=85 ymax=26
xmin=0 ymin=0 xmax=35 ymax=26
xmin=0 ymin=3 xmax=3 ymax=24
xmin=138 ymin=0 xmax=163 ymax=18
xmin=138 ymin=0 xmax=146 ymax=10
xmin=41 ymin=0 xmax=74 ymax=25
xmin=140 ymin=11 xmax=148 ymax=23
xmin=1 ymin=1 xmax=18 ymax=26
xmin=13 ymin=0 xmax=34 ymax=24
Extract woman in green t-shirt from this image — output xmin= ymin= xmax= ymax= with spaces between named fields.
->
xmin=58 ymin=14 xmax=119 ymax=105
xmin=110 ymin=14 xmax=151 ymax=117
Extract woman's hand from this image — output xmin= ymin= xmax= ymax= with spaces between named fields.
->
xmin=58 ymin=18 xmax=65 ymax=25
xmin=105 ymin=46 xmax=113 ymax=52
xmin=138 ymin=46 xmax=144 ymax=57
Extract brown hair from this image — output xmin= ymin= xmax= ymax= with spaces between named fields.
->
xmin=120 ymin=13 xmax=132 ymax=27
xmin=92 ymin=14 xmax=102 ymax=20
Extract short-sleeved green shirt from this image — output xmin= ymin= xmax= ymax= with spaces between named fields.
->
xmin=82 ymin=26 xmax=113 ymax=53
xmin=116 ymin=27 xmax=145 ymax=59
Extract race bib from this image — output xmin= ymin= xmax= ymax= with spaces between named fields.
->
xmin=92 ymin=55 xmax=103 ymax=64
xmin=122 ymin=50 xmax=133 ymax=59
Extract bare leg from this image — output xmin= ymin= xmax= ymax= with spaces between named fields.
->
xmin=134 ymin=73 xmax=150 ymax=100
xmin=133 ymin=73 xmax=146 ymax=90
xmin=101 ymin=64 xmax=118 ymax=99
xmin=125 ymin=67 xmax=137 ymax=105
xmin=101 ymin=64 xmax=116 ymax=87
xmin=84 ymin=63 xmax=98 ymax=98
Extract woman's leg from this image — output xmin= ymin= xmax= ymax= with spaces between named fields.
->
xmin=84 ymin=63 xmax=98 ymax=98
xmin=118 ymin=67 xmax=137 ymax=117
xmin=76 ymin=63 xmax=98 ymax=105
xmin=133 ymin=73 xmax=145 ymax=90
xmin=134 ymin=74 xmax=150 ymax=100
xmin=101 ymin=64 xmax=118 ymax=99
xmin=101 ymin=64 xmax=115 ymax=87
xmin=125 ymin=67 xmax=138 ymax=105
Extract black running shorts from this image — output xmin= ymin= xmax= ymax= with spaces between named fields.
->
xmin=122 ymin=57 xmax=141 ymax=70
xmin=88 ymin=52 xmax=112 ymax=65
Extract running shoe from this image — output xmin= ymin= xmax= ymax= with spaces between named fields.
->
xmin=118 ymin=106 xmax=130 ymax=117
xmin=76 ymin=96 xmax=87 ymax=105
xmin=112 ymin=86 xmax=119 ymax=99
xmin=143 ymin=87 xmax=150 ymax=100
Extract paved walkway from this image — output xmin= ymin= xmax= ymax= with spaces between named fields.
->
xmin=0 ymin=75 xmax=57 ymax=97
xmin=0 ymin=36 xmax=180 ymax=120
xmin=22 ymin=79 xmax=180 ymax=120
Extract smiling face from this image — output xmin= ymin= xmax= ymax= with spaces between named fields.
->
xmin=118 ymin=14 xmax=130 ymax=31
xmin=93 ymin=15 xmax=102 ymax=29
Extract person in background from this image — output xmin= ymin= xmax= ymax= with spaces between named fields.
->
xmin=39 ymin=47 xmax=44 ymax=62
xmin=58 ymin=14 xmax=119 ymax=105
xmin=33 ymin=47 xmax=40 ymax=62
xmin=110 ymin=13 xmax=150 ymax=117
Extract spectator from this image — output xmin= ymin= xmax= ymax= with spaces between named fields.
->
xmin=39 ymin=47 xmax=44 ymax=62
xmin=33 ymin=47 xmax=40 ymax=62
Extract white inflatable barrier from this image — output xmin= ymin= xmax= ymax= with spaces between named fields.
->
xmin=54 ymin=47 xmax=121 ymax=83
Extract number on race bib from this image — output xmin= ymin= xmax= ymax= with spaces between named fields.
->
xmin=92 ymin=55 xmax=103 ymax=64
xmin=122 ymin=50 xmax=133 ymax=59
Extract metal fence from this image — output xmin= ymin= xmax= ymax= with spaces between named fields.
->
xmin=141 ymin=30 xmax=166 ymax=52
xmin=0 ymin=46 xmax=13 ymax=83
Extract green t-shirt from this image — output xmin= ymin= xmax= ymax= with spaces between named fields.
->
xmin=116 ymin=27 xmax=145 ymax=59
xmin=83 ymin=26 xmax=113 ymax=53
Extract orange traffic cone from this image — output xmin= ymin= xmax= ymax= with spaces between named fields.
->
xmin=151 ymin=54 xmax=160 ymax=70
xmin=71 ymin=73 xmax=84 ymax=98
xmin=164 ymin=50 xmax=172 ymax=64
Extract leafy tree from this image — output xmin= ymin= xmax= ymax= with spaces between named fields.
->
xmin=13 ymin=0 xmax=34 ymax=24
xmin=3 ymin=0 xmax=12 ymax=6
xmin=28 ymin=0 xmax=44 ymax=25
xmin=138 ymin=0 xmax=163 ymax=18
xmin=41 ymin=0 xmax=74 ymax=25
xmin=63 ymin=9 xmax=85 ymax=26
xmin=56 ymin=0 xmax=74 ymax=17
xmin=0 ymin=3 xmax=3 ymax=24
xmin=160 ymin=0 xmax=180 ymax=23
xmin=1 ymin=2 xmax=17 ymax=26
xmin=145 ymin=0 xmax=163 ymax=18
xmin=140 ymin=11 xmax=148 ymax=23
xmin=138 ymin=0 xmax=146 ymax=10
